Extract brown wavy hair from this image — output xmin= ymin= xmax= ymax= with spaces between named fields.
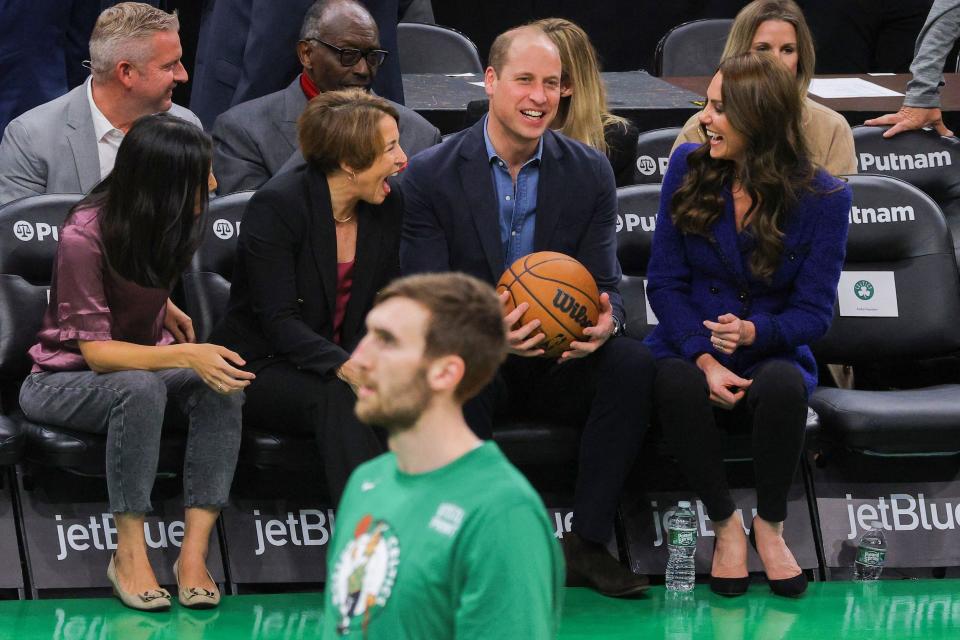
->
xmin=670 ymin=52 xmax=814 ymax=281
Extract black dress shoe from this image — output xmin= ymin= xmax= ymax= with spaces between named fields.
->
xmin=748 ymin=519 xmax=807 ymax=597
xmin=563 ymin=532 xmax=649 ymax=597
xmin=709 ymin=538 xmax=749 ymax=597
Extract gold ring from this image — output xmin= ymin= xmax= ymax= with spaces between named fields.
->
xmin=217 ymin=383 xmax=224 ymax=392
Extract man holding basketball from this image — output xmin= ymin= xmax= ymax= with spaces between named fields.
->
xmin=400 ymin=25 xmax=654 ymax=597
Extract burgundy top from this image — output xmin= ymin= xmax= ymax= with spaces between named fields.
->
xmin=332 ymin=260 xmax=355 ymax=346
xmin=28 ymin=207 xmax=173 ymax=372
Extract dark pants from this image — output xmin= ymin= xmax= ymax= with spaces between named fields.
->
xmin=242 ymin=360 xmax=384 ymax=503
xmin=464 ymin=336 xmax=655 ymax=544
xmin=19 ymin=368 xmax=243 ymax=514
xmin=653 ymin=358 xmax=808 ymax=523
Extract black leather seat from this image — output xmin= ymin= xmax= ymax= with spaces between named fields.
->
xmin=654 ymin=19 xmax=733 ymax=77
xmin=632 ymin=127 xmax=682 ymax=185
xmin=397 ymin=22 xmax=483 ymax=74
xmin=811 ymin=175 xmax=960 ymax=455
xmin=0 ymin=194 xmax=185 ymax=476
xmin=851 ymin=125 xmax=960 ymax=265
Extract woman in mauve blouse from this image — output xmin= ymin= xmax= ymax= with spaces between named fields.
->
xmin=19 ymin=114 xmax=252 ymax=612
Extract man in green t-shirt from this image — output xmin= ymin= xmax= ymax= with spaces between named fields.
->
xmin=322 ymin=273 xmax=564 ymax=639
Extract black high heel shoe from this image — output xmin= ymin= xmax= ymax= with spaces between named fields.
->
xmin=709 ymin=537 xmax=750 ymax=596
xmin=748 ymin=518 xmax=807 ymax=597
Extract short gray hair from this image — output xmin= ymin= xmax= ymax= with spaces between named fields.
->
xmin=299 ymin=0 xmax=375 ymax=41
xmin=89 ymin=2 xmax=179 ymax=79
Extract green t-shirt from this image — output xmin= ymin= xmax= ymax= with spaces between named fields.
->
xmin=322 ymin=441 xmax=564 ymax=639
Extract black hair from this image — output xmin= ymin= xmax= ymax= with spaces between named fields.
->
xmin=71 ymin=113 xmax=212 ymax=289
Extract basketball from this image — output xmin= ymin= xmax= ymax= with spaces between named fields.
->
xmin=496 ymin=252 xmax=601 ymax=358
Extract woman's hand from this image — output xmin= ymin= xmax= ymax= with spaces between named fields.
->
xmin=164 ymin=299 xmax=196 ymax=344
xmin=696 ymin=354 xmax=752 ymax=409
xmin=703 ymin=313 xmax=755 ymax=355
xmin=182 ymin=344 xmax=255 ymax=394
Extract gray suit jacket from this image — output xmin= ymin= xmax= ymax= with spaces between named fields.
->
xmin=0 ymin=83 xmax=202 ymax=205
xmin=211 ymin=78 xmax=441 ymax=195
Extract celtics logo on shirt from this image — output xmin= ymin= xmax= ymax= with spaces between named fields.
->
xmin=330 ymin=515 xmax=400 ymax=635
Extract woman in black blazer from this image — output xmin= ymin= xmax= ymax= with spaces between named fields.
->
xmin=211 ymin=89 xmax=407 ymax=500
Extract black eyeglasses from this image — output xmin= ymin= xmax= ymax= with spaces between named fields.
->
xmin=305 ymin=38 xmax=389 ymax=68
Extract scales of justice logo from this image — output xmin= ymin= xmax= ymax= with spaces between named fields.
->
xmin=329 ymin=515 xmax=400 ymax=635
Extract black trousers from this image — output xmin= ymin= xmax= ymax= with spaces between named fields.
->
xmin=243 ymin=360 xmax=384 ymax=503
xmin=464 ymin=336 xmax=655 ymax=543
xmin=653 ymin=358 xmax=808 ymax=523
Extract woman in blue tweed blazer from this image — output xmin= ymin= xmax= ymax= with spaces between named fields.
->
xmin=645 ymin=53 xmax=851 ymax=597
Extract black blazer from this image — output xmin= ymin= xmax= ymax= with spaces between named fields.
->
xmin=211 ymin=164 xmax=403 ymax=376
xmin=400 ymin=119 xmax=625 ymax=323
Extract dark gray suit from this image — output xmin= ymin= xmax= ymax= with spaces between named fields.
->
xmin=211 ymin=78 xmax=440 ymax=195
xmin=0 ymin=82 xmax=201 ymax=205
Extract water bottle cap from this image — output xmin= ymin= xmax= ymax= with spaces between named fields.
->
xmin=677 ymin=501 xmax=691 ymax=508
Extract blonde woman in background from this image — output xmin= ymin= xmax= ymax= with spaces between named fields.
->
xmin=535 ymin=18 xmax=639 ymax=186
xmin=671 ymin=0 xmax=856 ymax=176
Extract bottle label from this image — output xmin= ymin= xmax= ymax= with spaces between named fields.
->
xmin=669 ymin=527 xmax=697 ymax=547
xmin=857 ymin=546 xmax=886 ymax=566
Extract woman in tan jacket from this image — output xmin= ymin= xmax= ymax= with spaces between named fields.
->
xmin=672 ymin=0 xmax=857 ymax=176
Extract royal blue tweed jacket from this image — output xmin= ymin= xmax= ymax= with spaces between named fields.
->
xmin=644 ymin=143 xmax=852 ymax=395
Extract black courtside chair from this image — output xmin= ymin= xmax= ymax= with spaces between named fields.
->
xmin=632 ymin=127 xmax=682 ymax=185
xmin=397 ymin=22 xmax=483 ymax=74
xmin=851 ymin=125 xmax=960 ymax=266
xmin=654 ymin=19 xmax=733 ymax=77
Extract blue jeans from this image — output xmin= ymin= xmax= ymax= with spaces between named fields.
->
xmin=19 ymin=368 xmax=243 ymax=514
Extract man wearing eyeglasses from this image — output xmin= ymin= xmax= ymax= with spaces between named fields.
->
xmin=210 ymin=0 xmax=440 ymax=195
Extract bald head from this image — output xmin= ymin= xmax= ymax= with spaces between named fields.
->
xmin=487 ymin=25 xmax=559 ymax=76
xmin=299 ymin=0 xmax=378 ymax=41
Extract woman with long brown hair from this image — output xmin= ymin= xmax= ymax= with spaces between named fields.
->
xmin=646 ymin=52 xmax=851 ymax=597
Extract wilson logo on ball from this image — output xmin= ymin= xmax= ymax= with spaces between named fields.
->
xmin=496 ymin=251 xmax=600 ymax=358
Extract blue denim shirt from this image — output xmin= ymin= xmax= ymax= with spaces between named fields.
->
xmin=483 ymin=116 xmax=543 ymax=271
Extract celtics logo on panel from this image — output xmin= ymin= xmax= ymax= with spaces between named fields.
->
xmin=854 ymin=279 xmax=875 ymax=301
xmin=330 ymin=515 xmax=400 ymax=635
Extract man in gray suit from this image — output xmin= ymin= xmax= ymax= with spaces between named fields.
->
xmin=0 ymin=2 xmax=200 ymax=206
xmin=211 ymin=0 xmax=440 ymax=195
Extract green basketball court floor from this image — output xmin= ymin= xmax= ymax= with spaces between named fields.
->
xmin=0 ymin=581 xmax=957 ymax=639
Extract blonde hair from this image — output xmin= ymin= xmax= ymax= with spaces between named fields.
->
xmin=533 ymin=18 xmax=628 ymax=154
xmin=721 ymin=0 xmax=815 ymax=95
xmin=89 ymin=2 xmax=180 ymax=80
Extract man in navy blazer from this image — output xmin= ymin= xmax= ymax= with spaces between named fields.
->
xmin=400 ymin=25 xmax=654 ymax=598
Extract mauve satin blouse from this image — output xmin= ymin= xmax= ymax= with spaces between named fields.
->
xmin=28 ymin=207 xmax=173 ymax=372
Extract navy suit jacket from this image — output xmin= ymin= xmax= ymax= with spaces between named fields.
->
xmin=400 ymin=120 xmax=625 ymax=324
xmin=644 ymin=144 xmax=852 ymax=395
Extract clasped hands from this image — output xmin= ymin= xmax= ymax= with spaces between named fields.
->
xmin=499 ymin=291 xmax=615 ymax=362
xmin=699 ymin=313 xmax=756 ymax=409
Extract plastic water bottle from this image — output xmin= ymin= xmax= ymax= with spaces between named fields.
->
xmin=853 ymin=521 xmax=887 ymax=581
xmin=666 ymin=501 xmax=697 ymax=592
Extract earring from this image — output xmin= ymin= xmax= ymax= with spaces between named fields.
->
xmin=348 ymin=170 xmax=357 ymax=182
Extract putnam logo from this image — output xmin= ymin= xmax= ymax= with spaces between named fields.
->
xmin=858 ymin=150 xmax=951 ymax=172
xmin=213 ymin=219 xmax=240 ymax=240
xmin=636 ymin=155 xmax=669 ymax=177
xmin=616 ymin=213 xmax=656 ymax=234
xmin=330 ymin=516 xmax=400 ymax=635
xmin=552 ymin=289 xmax=591 ymax=328
xmin=848 ymin=204 xmax=914 ymax=225
xmin=13 ymin=221 xmax=59 ymax=242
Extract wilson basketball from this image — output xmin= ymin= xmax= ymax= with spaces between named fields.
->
xmin=496 ymin=251 xmax=600 ymax=358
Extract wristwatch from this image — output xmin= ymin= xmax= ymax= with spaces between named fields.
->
xmin=611 ymin=316 xmax=625 ymax=337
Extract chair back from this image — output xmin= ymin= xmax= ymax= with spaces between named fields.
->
xmin=813 ymin=174 xmax=960 ymax=363
xmin=397 ymin=22 xmax=483 ymax=74
xmin=183 ymin=192 xmax=253 ymax=342
xmin=654 ymin=19 xmax=733 ymax=77
xmin=0 ymin=195 xmax=81 ymax=384
xmin=633 ymin=127 xmax=682 ymax=184
xmin=616 ymin=184 xmax=661 ymax=338
xmin=852 ymin=125 xmax=960 ymax=264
